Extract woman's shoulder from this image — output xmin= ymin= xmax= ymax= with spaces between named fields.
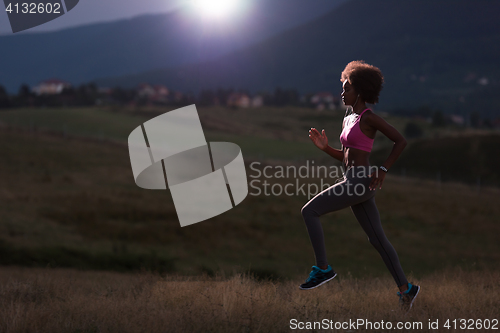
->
xmin=362 ymin=109 xmax=379 ymax=121
xmin=360 ymin=109 xmax=380 ymax=130
xmin=359 ymin=108 xmax=374 ymax=122
xmin=362 ymin=108 xmax=375 ymax=116
xmin=362 ymin=109 xmax=391 ymax=130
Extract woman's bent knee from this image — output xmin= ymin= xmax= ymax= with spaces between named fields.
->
xmin=301 ymin=204 xmax=317 ymax=219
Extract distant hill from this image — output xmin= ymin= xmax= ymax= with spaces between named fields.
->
xmin=95 ymin=0 xmax=500 ymax=117
xmin=0 ymin=0 xmax=347 ymax=92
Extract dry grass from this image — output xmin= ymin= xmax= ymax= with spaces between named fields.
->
xmin=0 ymin=266 xmax=498 ymax=332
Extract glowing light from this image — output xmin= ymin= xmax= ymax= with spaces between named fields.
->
xmin=191 ymin=0 xmax=241 ymax=18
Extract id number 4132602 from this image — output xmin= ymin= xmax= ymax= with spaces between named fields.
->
xmin=5 ymin=3 xmax=62 ymax=14
xmin=444 ymin=319 xmax=498 ymax=330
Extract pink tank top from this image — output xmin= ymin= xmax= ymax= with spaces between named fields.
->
xmin=339 ymin=108 xmax=374 ymax=152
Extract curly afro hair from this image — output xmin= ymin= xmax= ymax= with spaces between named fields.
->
xmin=340 ymin=60 xmax=384 ymax=104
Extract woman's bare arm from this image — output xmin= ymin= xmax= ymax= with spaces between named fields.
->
xmin=366 ymin=112 xmax=407 ymax=170
xmin=322 ymin=145 xmax=344 ymax=162
xmin=324 ymin=117 xmax=347 ymax=162
xmin=308 ymin=128 xmax=344 ymax=162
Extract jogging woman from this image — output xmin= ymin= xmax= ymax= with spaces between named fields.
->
xmin=300 ymin=60 xmax=420 ymax=310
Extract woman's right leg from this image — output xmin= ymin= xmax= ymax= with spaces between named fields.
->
xmin=301 ymin=169 xmax=376 ymax=267
xmin=350 ymin=196 xmax=409 ymax=288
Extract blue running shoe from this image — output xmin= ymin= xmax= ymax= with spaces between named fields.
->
xmin=299 ymin=265 xmax=337 ymax=290
xmin=397 ymin=283 xmax=420 ymax=311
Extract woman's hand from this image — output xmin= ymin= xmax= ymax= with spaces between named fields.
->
xmin=308 ymin=128 xmax=328 ymax=151
xmin=369 ymin=169 xmax=386 ymax=191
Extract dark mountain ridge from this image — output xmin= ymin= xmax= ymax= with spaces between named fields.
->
xmin=0 ymin=0 xmax=347 ymax=92
xmin=96 ymin=0 xmax=500 ymax=117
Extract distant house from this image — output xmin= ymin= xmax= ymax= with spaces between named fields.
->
xmin=32 ymin=78 xmax=71 ymax=95
xmin=155 ymin=85 xmax=169 ymax=97
xmin=171 ymin=91 xmax=184 ymax=103
xmin=251 ymin=95 xmax=264 ymax=108
xmin=450 ymin=114 xmax=465 ymax=125
xmin=137 ymin=83 xmax=155 ymax=98
xmin=227 ymin=93 xmax=250 ymax=108
xmin=137 ymin=83 xmax=169 ymax=103
xmin=311 ymin=92 xmax=334 ymax=104
xmin=310 ymin=91 xmax=341 ymax=111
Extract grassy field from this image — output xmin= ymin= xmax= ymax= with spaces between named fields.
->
xmin=1 ymin=105 xmax=498 ymax=168
xmin=0 ymin=124 xmax=499 ymax=279
xmin=0 ymin=106 xmax=499 ymax=331
xmin=0 ymin=265 xmax=498 ymax=332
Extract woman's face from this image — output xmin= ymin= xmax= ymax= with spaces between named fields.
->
xmin=341 ymin=79 xmax=358 ymax=106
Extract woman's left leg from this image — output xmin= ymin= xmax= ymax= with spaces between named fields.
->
xmin=301 ymin=172 xmax=375 ymax=268
xmin=350 ymin=196 xmax=409 ymax=288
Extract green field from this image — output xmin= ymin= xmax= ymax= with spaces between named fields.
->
xmin=1 ymin=105 xmax=498 ymax=183
xmin=0 ymin=106 xmax=499 ymax=280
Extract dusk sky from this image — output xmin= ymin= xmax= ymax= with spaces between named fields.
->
xmin=0 ymin=0 xmax=185 ymax=34
xmin=0 ymin=0 xmax=345 ymax=35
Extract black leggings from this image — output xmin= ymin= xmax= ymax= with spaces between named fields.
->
xmin=301 ymin=165 xmax=409 ymax=287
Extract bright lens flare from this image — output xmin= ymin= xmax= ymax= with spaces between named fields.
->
xmin=192 ymin=0 xmax=239 ymax=18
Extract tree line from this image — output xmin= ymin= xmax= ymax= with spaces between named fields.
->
xmin=0 ymin=83 xmax=308 ymax=109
